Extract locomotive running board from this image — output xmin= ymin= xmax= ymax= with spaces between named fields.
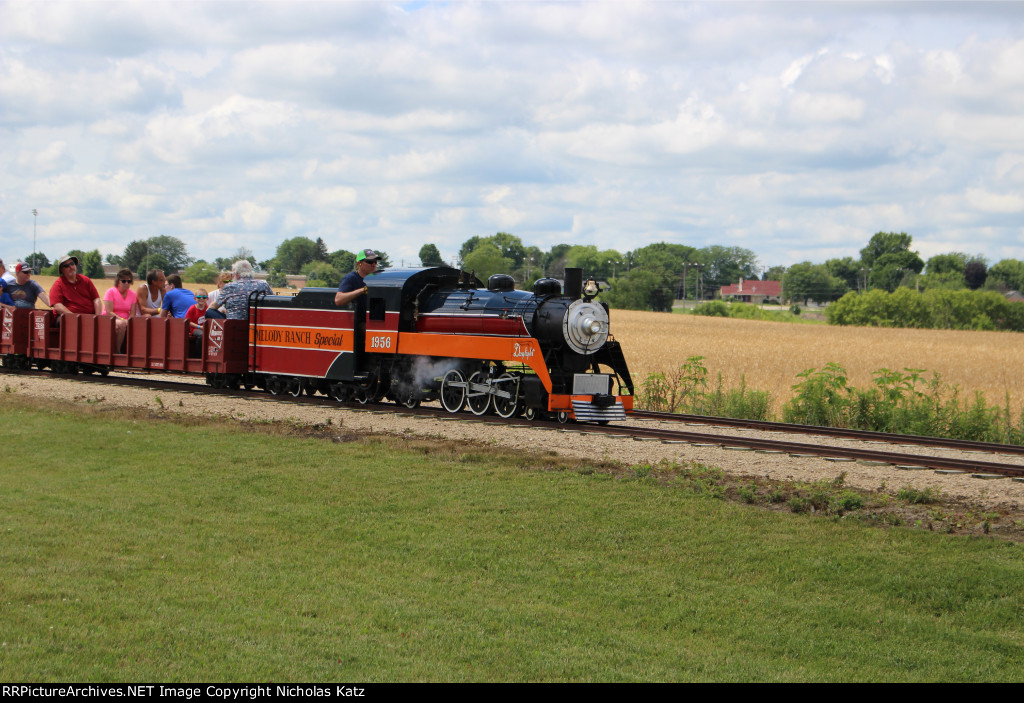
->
xmin=571 ymin=399 xmax=627 ymax=422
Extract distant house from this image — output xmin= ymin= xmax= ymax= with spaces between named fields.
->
xmin=1006 ymin=290 xmax=1024 ymax=303
xmin=719 ymin=279 xmax=782 ymax=305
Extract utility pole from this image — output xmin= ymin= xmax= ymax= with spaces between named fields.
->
xmin=31 ymin=209 xmax=38 ymax=270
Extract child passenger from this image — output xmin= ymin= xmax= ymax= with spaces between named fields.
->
xmin=185 ymin=288 xmax=209 ymax=338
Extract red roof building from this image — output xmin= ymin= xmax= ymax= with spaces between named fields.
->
xmin=719 ymin=279 xmax=782 ymax=304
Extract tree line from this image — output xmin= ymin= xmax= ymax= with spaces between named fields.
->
xmin=19 ymin=231 xmax=1024 ymax=321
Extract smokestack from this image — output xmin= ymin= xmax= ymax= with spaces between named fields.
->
xmin=564 ymin=268 xmax=583 ymax=299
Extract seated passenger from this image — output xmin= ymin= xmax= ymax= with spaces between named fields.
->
xmin=207 ymin=260 xmax=273 ymax=321
xmin=50 ymin=254 xmax=102 ymax=316
xmin=137 ymin=269 xmax=165 ymax=317
xmin=103 ymin=268 xmax=138 ymax=351
xmin=207 ymin=272 xmax=231 ymax=310
xmin=7 ymin=263 xmax=50 ymax=309
xmin=160 ymin=274 xmax=196 ymax=319
xmin=185 ymin=288 xmax=209 ymax=338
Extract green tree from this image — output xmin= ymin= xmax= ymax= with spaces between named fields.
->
xmin=783 ymin=262 xmax=847 ymax=305
xmin=314 ymin=237 xmax=329 ymax=261
xmin=860 ymin=232 xmax=917 ymax=269
xmin=119 ymin=236 xmax=193 ymax=274
xmin=301 ymin=260 xmax=344 ymax=287
xmin=462 ymin=243 xmax=513 ymax=282
xmin=601 ymin=268 xmax=674 ymax=312
xmin=926 ymin=252 xmax=970 ymax=275
xmin=987 ymin=259 xmax=1024 ymax=292
xmin=274 ymin=237 xmax=320 ymax=274
xmin=697 ymin=245 xmax=758 ymax=291
xmin=67 ymin=249 xmax=105 ymax=279
xmin=23 ymin=252 xmax=50 ymax=270
xmin=869 ymin=251 xmax=924 ymax=292
xmin=183 ymin=261 xmax=221 ymax=284
xmin=824 ymin=257 xmax=861 ymax=290
xmin=329 ymin=249 xmax=356 ymax=274
xmin=419 ymin=243 xmax=444 ymax=267
xmin=459 ymin=233 xmax=525 ymax=269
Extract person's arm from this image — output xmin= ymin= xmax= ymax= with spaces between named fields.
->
xmin=137 ymin=284 xmax=159 ymax=315
xmin=93 ymin=297 xmax=103 ymax=315
xmin=103 ymin=299 xmax=115 ymax=316
xmin=37 ymin=288 xmax=50 ymax=307
xmin=334 ymin=286 xmax=367 ymax=307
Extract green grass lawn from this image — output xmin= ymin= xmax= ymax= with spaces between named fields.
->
xmin=1 ymin=398 xmax=1022 ymax=681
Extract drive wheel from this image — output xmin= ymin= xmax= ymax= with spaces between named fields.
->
xmin=467 ymin=370 xmax=491 ymax=416
xmin=440 ymin=370 xmax=466 ymax=413
xmin=492 ymin=373 xmax=520 ymax=419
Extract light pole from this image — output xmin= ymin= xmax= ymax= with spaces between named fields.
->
xmin=31 ymin=209 xmax=37 ymax=270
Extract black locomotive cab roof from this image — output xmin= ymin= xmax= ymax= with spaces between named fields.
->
xmin=258 ymin=267 xmax=484 ymax=313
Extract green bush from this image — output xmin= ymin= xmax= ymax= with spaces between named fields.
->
xmin=827 ymin=288 xmax=1024 ymax=331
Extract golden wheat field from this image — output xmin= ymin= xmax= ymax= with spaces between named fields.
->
xmin=27 ymin=274 xmax=1024 ymax=411
xmin=612 ymin=309 xmax=1024 ymax=411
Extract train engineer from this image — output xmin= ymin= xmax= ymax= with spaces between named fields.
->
xmin=334 ymin=248 xmax=380 ymax=307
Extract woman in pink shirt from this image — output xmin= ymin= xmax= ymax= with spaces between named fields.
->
xmin=103 ymin=268 xmax=138 ymax=351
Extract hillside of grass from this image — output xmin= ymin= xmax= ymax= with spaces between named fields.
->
xmin=2 ymin=398 xmax=1022 ymax=682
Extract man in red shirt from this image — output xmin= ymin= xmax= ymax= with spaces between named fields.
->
xmin=50 ymin=254 xmax=102 ymax=316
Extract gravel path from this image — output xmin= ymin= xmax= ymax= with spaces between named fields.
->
xmin=6 ymin=371 xmax=1024 ymax=515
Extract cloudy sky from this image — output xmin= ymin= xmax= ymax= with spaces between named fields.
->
xmin=2 ymin=1 xmax=1023 ymax=272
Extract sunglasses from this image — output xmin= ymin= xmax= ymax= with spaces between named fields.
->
xmin=119 ymin=279 xmax=133 ymax=284
xmin=196 ymin=296 xmax=208 ymax=300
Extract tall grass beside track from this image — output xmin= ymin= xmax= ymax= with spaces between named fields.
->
xmin=1 ymin=398 xmax=1022 ymax=682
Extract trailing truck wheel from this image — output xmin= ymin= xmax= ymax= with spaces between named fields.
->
xmin=523 ymin=406 xmax=539 ymax=421
xmin=440 ymin=370 xmax=467 ymax=413
xmin=555 ymin=411 xmax=571 ymax=424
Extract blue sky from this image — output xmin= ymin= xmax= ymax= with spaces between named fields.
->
xmin=2 ymin=1 xmax=1023 ymax=272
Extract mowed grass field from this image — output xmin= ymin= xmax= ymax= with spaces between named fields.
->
xmin=2 ymin=398 xmax=1023 ymax=682
xmin=612 ymin=309 xmax=1024 ymax=411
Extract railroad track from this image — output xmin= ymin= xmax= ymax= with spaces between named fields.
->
xmin=8 ymin=367 xmax=1024 ymax=480
xmin=631 ymin=409 xmax=1024 ymax=457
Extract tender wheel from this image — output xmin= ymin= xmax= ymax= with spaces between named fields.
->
xmin=267 ymin=376 xmax=282 ymax=396
xmin=492 ymin=372 xmax=519 ymax=419
xmin=555 ymin=410 xmax=571 ymax=424
xmin=286 ymin=378 xmax=303 ymax=398
xmin=440 ymin=370 xmax=467 ymax=413
xmin=467 ymin=370 xmax=491 ymax=416
xmin=329 ymin=383 xmax=348 ymax=402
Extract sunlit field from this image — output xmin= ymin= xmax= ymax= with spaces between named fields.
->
xmin=612 ymin=309 xmax=1024 ymax=410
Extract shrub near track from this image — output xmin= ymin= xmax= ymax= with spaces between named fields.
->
xmin=1 ymin=397 xmax=1022 ymax=682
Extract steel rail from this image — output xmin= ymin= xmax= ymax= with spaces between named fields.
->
xmin=6 ymin=367 xmax=1024 ymax=478
xmin=630 ymin=409 xmax=1024 ymax=457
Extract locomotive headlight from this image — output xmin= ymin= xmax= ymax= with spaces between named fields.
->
xmin=562 ymin=300 xmax=609 ymax=354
